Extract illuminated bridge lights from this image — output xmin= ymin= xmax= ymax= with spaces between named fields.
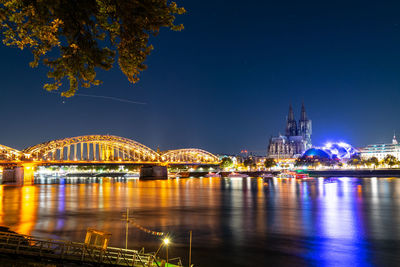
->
xmin=0 ymin=135 xmax=219 ymax=165
xmin=22 ymin=135 xmax=160 ymax=162
xmin=0 ymin=144 xmax=21 ymax=160
xmin=160 ymin=148 xmax=219 ymax=164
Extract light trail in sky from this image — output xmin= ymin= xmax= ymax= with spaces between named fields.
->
xmin=48 ymin=91 xmax=147 ymax=105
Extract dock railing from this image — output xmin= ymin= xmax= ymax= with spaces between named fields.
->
xmin=0 ymin=231 xmax=183 ymax=266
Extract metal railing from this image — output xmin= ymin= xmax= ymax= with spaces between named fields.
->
xmin=0 ymin=231 xmax=183 ymax=266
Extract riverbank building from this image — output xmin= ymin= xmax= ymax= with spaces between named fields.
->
xmin=360 ymin=134 xmax=400 ymax=161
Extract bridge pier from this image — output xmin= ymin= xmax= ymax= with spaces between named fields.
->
xmin=1 ymin=164 xmax=34 ymax=185
xmin=140 ymin=166 xmax=168 ymax=180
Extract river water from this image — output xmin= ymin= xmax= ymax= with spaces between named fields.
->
xmin=1 ymin=176 xmax=400 ymax=266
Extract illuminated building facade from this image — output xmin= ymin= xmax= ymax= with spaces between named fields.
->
xmin=360 ymin=134 xmax=400 ymax=161
xmin=267 ymin=104 xmax=312 ymax=159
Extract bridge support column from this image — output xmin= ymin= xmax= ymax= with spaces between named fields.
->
xmin=93 ymin=143 xmax=97 ymax=161
xmin=97 ymin=143 xmax=103 ymax=161
xmin=139 ymin=166 xmax=168 ymax=180
xmin=67 ymin=146 xmax=71 ymax=160
xmin=86 ymin=143 xmax=90 ymax=160
xmin=2 ymin=164 xmax=35 ymax=185
xmin=115 ymin=147 xmax=119 ymax=160
xmin=101 ymin=144 xmax=106 ymax=161
xmin=74 ymin=144 xmax=77 ymax=160
xmin=104 ymin=145 xmax=109 ymax=161
xmin=2 ymin=168 xmax=14 ymax=183
xmin=110 ymin=146 xmax=114 ymax=161
xmin=98 ymin=144 xmax=102 ymax=161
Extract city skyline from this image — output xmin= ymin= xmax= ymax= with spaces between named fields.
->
xmin=0 ymin=111 xmax=397 ymax=155
xmin=1 ymin=2 xmax=400 ymax=267
xmin=1 ymin=0 xmax=400 ymax=153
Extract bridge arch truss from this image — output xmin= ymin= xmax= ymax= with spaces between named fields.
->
xmin=22 ymin=135 xmax=160 ymax=162
xmin=0 ymin=144 xmax=21 ymax=160
xmin=160 ymin=149 xmax=219 ymax=164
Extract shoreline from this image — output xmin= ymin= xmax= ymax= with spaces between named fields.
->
xmin=305 ymin=169 xmax=400 ymax=177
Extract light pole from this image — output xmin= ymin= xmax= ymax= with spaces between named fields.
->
xmin=189 ymin=231 xmax=192 ymax=267
xmin=125 ymin=208 xmax=129 ymax=250
xmin=163 ymin=238 xmax=170 ymax=266
xmin=154 ymin=242 xmax=164 ymax=258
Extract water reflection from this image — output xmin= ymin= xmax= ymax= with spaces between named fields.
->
xmin=0 ymin=177 xmax=400 ymax=266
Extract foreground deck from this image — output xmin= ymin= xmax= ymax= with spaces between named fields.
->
xmin=0 ymin=231 xmax=182 ymax=266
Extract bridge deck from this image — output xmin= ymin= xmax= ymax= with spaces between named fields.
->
xmin=0 ymin=160 xmax=219 ymax=166
xmin=0 ymin=231 xmax=182 ymax=266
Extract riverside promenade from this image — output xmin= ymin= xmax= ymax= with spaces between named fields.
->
xmin=306 ymin=169 xmax=400 ymax=177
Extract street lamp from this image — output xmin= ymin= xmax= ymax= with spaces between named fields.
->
xmin=163 ymin=238 xmax=170 ymax=265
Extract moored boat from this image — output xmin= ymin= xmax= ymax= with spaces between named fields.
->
xmin=277 ymin=172 xmax=295 ymax=179
xmin=295 ymin=173 xmax=310 ymax=179
xmin=260 ymin=173 xmax=273 ymax=178
xmin=205 ymin=172 xmax=221 ymax=178
xmin=227 ymin=172 xmax=250 ymax=178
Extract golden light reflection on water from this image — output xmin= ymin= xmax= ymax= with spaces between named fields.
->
xmin=17 ymin=186 xmax=37 ymax=235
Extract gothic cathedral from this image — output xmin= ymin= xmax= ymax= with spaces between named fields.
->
xmin=267 ymin=103 xmax=312 ymax=159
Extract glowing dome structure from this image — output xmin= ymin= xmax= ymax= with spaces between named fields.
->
xmin=303 ymin=148 xmax=331 ymax=159
xmin=303 ymin=142 xmax=357 ymax=160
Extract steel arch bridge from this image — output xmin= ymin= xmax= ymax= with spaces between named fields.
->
xmin=5 ymin=135 xmax=220 ymax=165
xmin=22 ymin=135 xmax=160 ymax=162
xmin=0 ymin=144 xmax=21 ymax=160
xmin=160 ymin=149 xmax=219 ymax=164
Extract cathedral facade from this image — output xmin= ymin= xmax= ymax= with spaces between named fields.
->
xmin=267 ymin=104 xmax=312 ymax=159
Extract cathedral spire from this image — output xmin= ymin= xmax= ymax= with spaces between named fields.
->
xmin=286 ymin=104 xmax=297 ymax=136
xmin=288 ymin=104 xmax=294 ymax=121
xmin=301 ymin=102 xmax=307 ymax=121
xmin=298 ymin=102 xmax=312 ymax=148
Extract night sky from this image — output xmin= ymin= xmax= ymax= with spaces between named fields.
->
xmin=1 ymin=0 xmax=400 ymax=154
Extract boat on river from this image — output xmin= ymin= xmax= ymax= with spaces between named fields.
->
xmin=278 ymin=172 xmax=296 ymax=179
xmin=295 ymin=173 xmax=310 ymax=179
xmin=227 ymin=172 xmax=249 ymax=178
xmin=205 ymin=172 xmax=221 ymax=178
xmin=278 ymin=171 xmax=310 ymax=179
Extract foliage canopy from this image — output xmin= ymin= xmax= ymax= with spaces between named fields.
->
xmin=347 ymin=154 xmax=362 ymax=166
xmin=220 ymin=157 xmax=233 ymax=169
xmin=0 ymin=0 xmax=185 ymax=96
xmin=243 ymin=158 xmax=256 ymax=169
xmin=264 ymin=158 xmax=276 ymax=169
xmin=368 ymin=156 xmax=379 ymax=166
xmin=383 ymin=154 xmax=398 ymax=167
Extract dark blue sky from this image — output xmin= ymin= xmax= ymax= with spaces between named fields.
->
xmin=1 ymin=0 xmax=400 ymax=154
